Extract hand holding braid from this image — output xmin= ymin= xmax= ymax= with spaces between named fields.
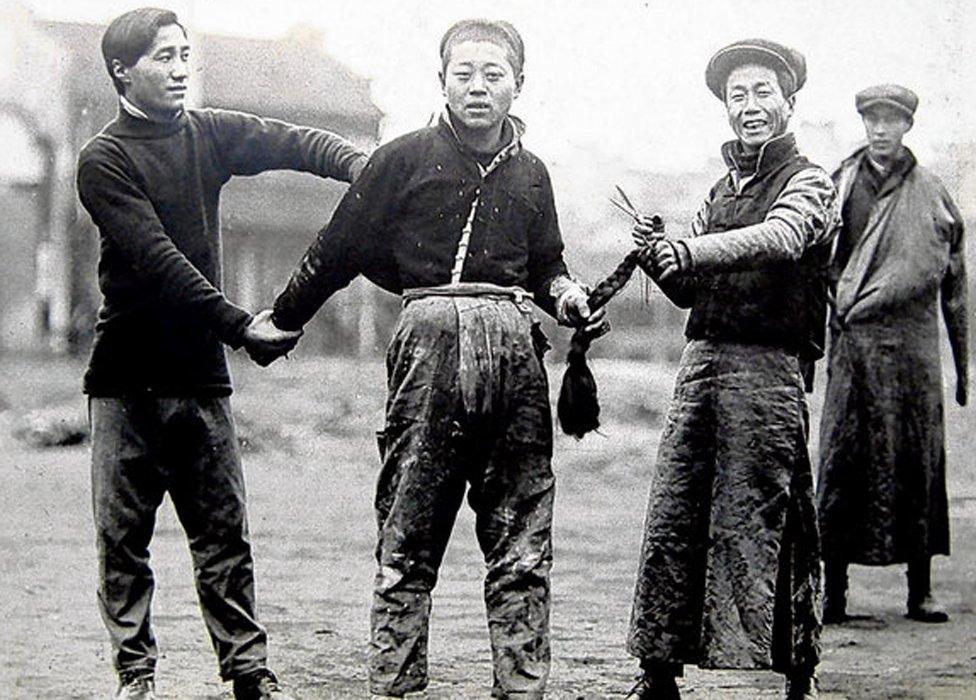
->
xmin=558 ymin=245 xmax=656 ymax=439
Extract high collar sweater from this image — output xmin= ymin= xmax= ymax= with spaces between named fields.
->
xmin=76 ymin=106 xmax=366 ymax=396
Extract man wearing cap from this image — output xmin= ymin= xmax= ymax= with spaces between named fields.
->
xmin=269 ymin=18 xmax=599 ymax=699
xmin=817 ymin=85 xmax=967 ymax=624
xmin=77 ymin=7 xmax=367 ymax=699
xmin=625 ymin=39 xmax=836 ymax=699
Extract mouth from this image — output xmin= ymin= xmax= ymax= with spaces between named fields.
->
xmin=167 ymin=86 xmax=187 ymax=96
xmin=742 ymin=119 xmax=768 ymax=131
xmin=465 ymin=103 xmax=491 ymax=115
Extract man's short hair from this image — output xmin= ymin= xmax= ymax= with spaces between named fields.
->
xmin=439 ymin=19 xmax=525 ymax=76
xmin=101 ymin=7 xmax=185 ymax=94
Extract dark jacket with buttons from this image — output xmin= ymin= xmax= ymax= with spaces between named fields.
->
xmin=273 ymin=115 xmax=570 ymax=329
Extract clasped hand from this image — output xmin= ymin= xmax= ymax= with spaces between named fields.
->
xmin=632 ymin=214 xmax=681 ymax=281
xmin=242 ymin=309 xmax=303 ymax=367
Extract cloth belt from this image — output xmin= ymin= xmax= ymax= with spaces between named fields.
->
xmin=402 ymin=283 xmax=533 ymax=306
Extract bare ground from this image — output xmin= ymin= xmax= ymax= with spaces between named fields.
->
xmin=0 ymin=353 xmax=974 ymax=699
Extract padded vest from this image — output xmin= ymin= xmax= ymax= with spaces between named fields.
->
xmin=685 ymin=145 xmax=830 ymax=359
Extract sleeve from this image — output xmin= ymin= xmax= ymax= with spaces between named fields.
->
xmin=77 ymin=149 xmax=252 ymax=348
xmin=683 ymin=167 xmax=837 ymax=273
xmin=271 ymin=143 xmax=407 ymax=330
xmin=526 ymin=165 xmax=570 ymax=318
xmin=938 ymin=185 xmax=968 ymax=390
xmin=211 ymin=109 xmax=368 ymax=183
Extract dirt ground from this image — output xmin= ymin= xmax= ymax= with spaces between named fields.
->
xmin=1 ymin=352 xmax=974 ymax=699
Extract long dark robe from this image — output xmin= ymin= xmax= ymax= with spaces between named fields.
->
xmin=817 ymin=148 xmax=968 ymax=565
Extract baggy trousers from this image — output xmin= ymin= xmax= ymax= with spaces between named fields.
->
xmin=90 ymin=396 xmax=267 ymax=681
xmin=628 ymin=341 xmax=821 ymax=675
xmin=370 ymin=291 xmax=554 ymax=698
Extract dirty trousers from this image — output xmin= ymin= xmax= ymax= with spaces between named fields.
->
xmin=90 ymin=396 xmax=267 ymax=681
xmin=628 ymin=341 xmax=821 ymax=675
xmin=370 ymin=291 xmax=555 ymax=698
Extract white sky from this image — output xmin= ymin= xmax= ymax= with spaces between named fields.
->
xmin=13 ymin=0 xmax=976 ymax=214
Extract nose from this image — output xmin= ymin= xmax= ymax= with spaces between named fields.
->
xmin=742 ymin=91 xmax=761 ymax=113
xmin=468 ymin=72 xmax=487 ymax=94
xmin=171 ymin=57 xmax=189 ymax=81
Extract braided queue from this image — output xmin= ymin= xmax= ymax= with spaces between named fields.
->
xmin=558 ymin=245 xmax=655 ymax=438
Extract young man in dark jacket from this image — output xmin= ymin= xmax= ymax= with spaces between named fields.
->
xmin=270 ymin=19 xmax=599 ymax=699
xmin=76 ymin=8 xmax=367 ymax=699
xmin=626 ymin=40 xmax=836 ymax=700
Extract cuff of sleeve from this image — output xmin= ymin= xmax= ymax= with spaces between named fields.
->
xmin=218 ymin=305 xmax=253 ymax=350
xmin=673 ymin=239 xmax=693 ymax=272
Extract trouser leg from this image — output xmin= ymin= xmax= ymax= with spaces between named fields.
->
xmin=471 ymin=448 xmax=554 ymax=699
xmin=163 ymin=397 xmax=267 ymax=681
xmin=823 ymin=559 xmax=849 ymax=620
xmin=368 ymin=413 xmax=466 ymax=696
xmin=907 ymin=556 xmax=932 ymax=606
xmin=90 ymin=397 xmax=166 ymax=679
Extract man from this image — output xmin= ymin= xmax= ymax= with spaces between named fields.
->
xmin=76 ymin=8 xmax=367 ymax=699
xmin=269 ymin=19 xmax=599 ymax=699
xmin=626 ymin=40 xmax=836 ymax=699
xmin=817 ymin=85 xmax=968 ymax=624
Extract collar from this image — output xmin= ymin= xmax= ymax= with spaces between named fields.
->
xmin=119 ymin=95 xmax=151 ymax=120
xmin=721 ymin=132 xmax=798 ymax=179
xmin=107 ymin=104 xmax=188 ymax=139
xmin=438 ymin=109 xmax=525 ymax=176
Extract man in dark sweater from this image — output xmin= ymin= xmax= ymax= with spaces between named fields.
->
xmin=76 ymin=8 xmax=367 ymax=699
xmin=271 ymin=19 xmax=598 ymax=699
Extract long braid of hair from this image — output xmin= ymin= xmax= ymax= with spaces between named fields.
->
xmin=568 ymin=247 xmax=652 ymax=356
xmin=558 ymin=245 xmax=654 ymax=439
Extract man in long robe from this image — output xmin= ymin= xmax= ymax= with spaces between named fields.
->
xmin=626 ymin=39 xmax=836 ymax=700
xmin=817 ymin=84 xmax=968 ymax=624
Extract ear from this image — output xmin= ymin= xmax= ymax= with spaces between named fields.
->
xmin=438 ymin=69 xmax=447 ymax=96
xmin=513 ymin=72 xmax=524 ymax=99
xmin=111 ymin=59 xmax=130 ymax=88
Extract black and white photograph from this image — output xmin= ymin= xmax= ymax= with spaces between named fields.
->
xmin=1 ymin=1 xmax=974 ymax=697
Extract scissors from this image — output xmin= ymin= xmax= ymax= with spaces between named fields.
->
xmin=610 ymin=185 xmax=663 ymax=234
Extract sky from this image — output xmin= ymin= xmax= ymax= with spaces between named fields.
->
xmin=9 ymin=0 xmax=976 ymax=217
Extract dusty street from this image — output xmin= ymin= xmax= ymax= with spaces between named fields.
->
xmin=1 ymin=354 xmax=974 ymax=699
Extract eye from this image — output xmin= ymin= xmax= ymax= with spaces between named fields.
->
xmin=454 ymin=71 xmax=471 ymax=81
xmin=486 ymin=71 xmax=504 ymax=82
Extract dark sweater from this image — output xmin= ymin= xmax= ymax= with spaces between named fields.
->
xmin=273 ymin=115 xmax=570 ymax=329
xmin=77 ymin=107 xmax=366 ymax=396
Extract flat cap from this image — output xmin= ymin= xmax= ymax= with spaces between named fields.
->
xmin=855 ymin=84 xmax=918 ymax=118
xmin=705 ymin=39 xmax=806 ymax=100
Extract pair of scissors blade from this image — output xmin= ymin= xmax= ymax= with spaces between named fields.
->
xmin=614 ymin=185 xmax=640 ymax=219
xmin=609 ymin=196 xmax=639 ymax=221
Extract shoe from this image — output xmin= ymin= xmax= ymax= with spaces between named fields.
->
xmin=626 ymin=671 xmax=680 ymax=699
xmin=906 ymin=595 xmax=949 ymax=623
xmin=115 ymin=674 xmax=156 ymax=699
xmin=233 ymin=669 xmax=295 ymax=699
xmin=785 ymin=673 xmax=818 ymax=700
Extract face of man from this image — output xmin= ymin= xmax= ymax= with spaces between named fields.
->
xmin=862 ymin=105 xmax=912 ymax=162
xmin=725 ymin=64 xmax=794 ymax=153
xmin=114 ymin=23 xmax=190 ymax=120
xmin=440 ymin=40 xmax=522 ymax=140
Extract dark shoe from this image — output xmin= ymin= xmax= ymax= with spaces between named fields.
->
xmin=626 ymin=671 xmax=680 ymax=699
xmin=233 ymin=669 xmax=295 ymax=700
xmin=906 ymin=595 xmax=949 ymax=623
xmin=115 ymin=674 xmax=156 ymax=700
xmin=785 ymin=673 xmax=818 ymax=700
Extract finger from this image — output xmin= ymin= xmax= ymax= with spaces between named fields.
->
xmin=588 ymin=306 xmax=607 ymax=323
